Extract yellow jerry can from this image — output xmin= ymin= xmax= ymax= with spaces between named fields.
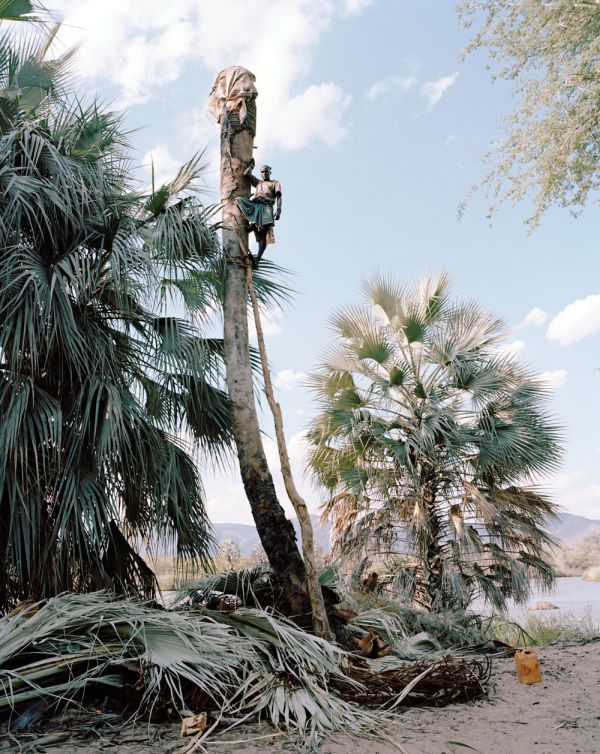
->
xmin=515 ymin=648 xmax=542 ymax=684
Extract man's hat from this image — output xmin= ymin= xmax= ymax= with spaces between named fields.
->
xmin=260 ymin=164 xmax=272 ymax=172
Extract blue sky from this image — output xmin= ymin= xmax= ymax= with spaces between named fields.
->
xmin=52 ymin=1 xmax=600 ymax=523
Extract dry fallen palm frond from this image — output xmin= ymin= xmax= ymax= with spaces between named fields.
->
xmin=341 ymin=607 xmax=441 ymax=662
xmin=176 ymin=566 xmax=285 ymax=612
xmin=342 ymin=591 xmax=490 ymax=649
xmin=0 ymin=592 xmax=254 ymax=715
xmin=349 ymin=607 xmax=409 ymax=645
xmin=196 ymin=607 xmax=383 ymax=736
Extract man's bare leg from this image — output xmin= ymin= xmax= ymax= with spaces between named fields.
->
xmin=247 ymin=224 xmax=259 ymax=268
xmin=254 ymin=229 xmax=268 ymax=268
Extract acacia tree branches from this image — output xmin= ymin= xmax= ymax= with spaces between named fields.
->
xmin=459 ymin=0 xmax=600 ymax=226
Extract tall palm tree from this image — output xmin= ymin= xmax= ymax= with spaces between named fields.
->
xmin=0 ymin=20 xmax=232 ymax=610
xmin=308 ymin=273 xmax=563 ymax=611
xmin=214 ymin=67 xmax=314 ymax=624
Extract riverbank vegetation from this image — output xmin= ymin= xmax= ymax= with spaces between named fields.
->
xmin=557 ymin=534 xmax=600 ymax=576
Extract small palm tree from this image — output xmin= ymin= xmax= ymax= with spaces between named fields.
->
xmin=308 ymin=273 xmax=563 ymax=611
xmin=0 ymin=20 xmax=233 ymax=610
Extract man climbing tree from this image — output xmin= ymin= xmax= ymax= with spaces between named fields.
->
xmin=237 ymin=159 xmax=282 ymax=268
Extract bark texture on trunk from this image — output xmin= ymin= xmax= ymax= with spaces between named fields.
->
xmin=415 ymin=483 xmax=443 ymax=612
xmin=217 ymin=68 xmax=310 ymax=622
xmin=246 ymin=268 xmax=332 ymax=639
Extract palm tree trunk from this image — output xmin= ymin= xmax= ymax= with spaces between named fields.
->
xmin=415 ymin=483 xmax=443 ymax=611
xmin=246 ymin=269 xmax=332 ymax=639
xmin=217 ymin=69 xmax=311 ymax=622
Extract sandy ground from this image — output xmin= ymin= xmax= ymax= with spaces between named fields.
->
xmin=2 ymin=641 xmax=599 ymax=754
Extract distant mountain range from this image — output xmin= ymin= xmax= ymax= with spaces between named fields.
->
xmin=545 ymin=512 xmax=600 ymax=546
xmin=213 ymin=511 xmax=600 ymax=555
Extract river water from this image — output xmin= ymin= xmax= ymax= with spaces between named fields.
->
xmin=475 ymin=576 xmax=600 ymax=626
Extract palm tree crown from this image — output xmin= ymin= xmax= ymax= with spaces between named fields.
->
xmin=0 ymin=20 xmax=232 ymax=610
xmin=308 ymin=273 xmax=563 ymax=610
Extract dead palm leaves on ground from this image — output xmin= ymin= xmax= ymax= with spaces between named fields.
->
xmin=0 ymin=591 xmax=491 ymax=742
xmin=0 ymin=592 xmax=253 ymax=716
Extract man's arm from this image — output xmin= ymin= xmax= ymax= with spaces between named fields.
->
xmin=274 ymin=186 xmax=282 ymax=221
xmin=244 ymin=158 xmax=258 ymax=187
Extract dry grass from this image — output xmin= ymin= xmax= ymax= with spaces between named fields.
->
xmin=483 ymin=609 xmax=599 ymax=647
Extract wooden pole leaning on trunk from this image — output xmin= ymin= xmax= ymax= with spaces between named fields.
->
xmin=245 ymin=268 xmax=332 ymax=640
xmin=210 ymin=66 xmax=314 ymax=625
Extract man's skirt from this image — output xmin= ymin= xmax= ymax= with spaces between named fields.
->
xmin=237 ymin=197 xmax=274 ymax=228
xmin=237 ymin=197 xmax=276 ymax=244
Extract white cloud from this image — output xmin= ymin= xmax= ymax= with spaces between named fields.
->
xmin=519 ymin=307 xmax=548 ymax=328
xmin=204 ymin=478 xmax=253 ymax=524
xmin=176 ymin=109 xmax=221 ymax=187
xmin=553 ymin=480 xmax=600 ymax=519
xmin=182 ymin=82 xmax=351 ymax=170
xmin=536 ymin=469 xmax=600 ymax=518
xmin=420 ymin=72 xmax=458 ymax=111
xmin=546 ymin=294 xmax=600 ymax=345
xmin=51 ymin=2 xmax=196 ymax=107
xmin=275 ymin=83 xmax=351 ymax=151
xmin=497 ymin=339 xmax=526 ymax=358
xmin=249 ymin=306 xmax=284 ymax=338
xmin=539 ymin=369 xmax=568 ymax=389
xmin=274 ymin=369 xmax=305 ymax=391
xmin=141 ymin=143 xmax=182 ymax=189
xmin=178 ymin=108 xmax=217 ymax=150
xmin=365 ymin=74 xmax=418 ymax=102
xmin=52 ymin=1 xmax=364 ymax=153
xmin=545 ymin=469 xmax=585 ymax=491
xmin=340 ymin=0 xmax=374 ymax=16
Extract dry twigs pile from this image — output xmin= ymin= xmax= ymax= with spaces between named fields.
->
xmin=335 ymin=655 xmax=491 ymax=707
